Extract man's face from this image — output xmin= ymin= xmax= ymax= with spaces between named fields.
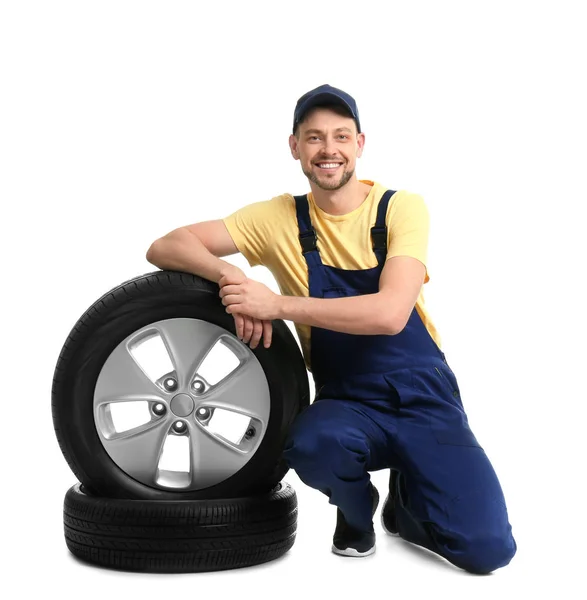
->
xmin=289 ymin=107 xmax=365 ymax=191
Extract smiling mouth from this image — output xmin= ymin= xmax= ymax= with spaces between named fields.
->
xmin=315 ymin=163 xmax=343 ymax=171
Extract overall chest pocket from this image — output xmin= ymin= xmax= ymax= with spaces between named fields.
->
xmin=322 ymin=287 xmax=371 ymax=298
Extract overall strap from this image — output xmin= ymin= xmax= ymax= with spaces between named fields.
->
xmin=294 ymin=194 xmax=322 ymax=268
xmin=371 ymin=189 xmax=396 ymax=265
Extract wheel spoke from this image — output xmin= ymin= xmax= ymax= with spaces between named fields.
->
xmin=189 ymin=425 xmax=250 ymax=489
xmin=204 ymin=358 xmax=270 ymax=422
xmin=94 ymin=340 xmax=163 ymax=407
xmin=100 ymin=418 xmax=170 ymax=485
xmin=156 ymin=319 xmax=224 ymax=388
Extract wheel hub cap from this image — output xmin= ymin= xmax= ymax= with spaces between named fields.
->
xmin=170 ymin=394 xmax=194 ymax=417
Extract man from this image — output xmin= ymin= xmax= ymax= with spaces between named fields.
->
xmin=146 ymin=84 xmax=517 ymax=573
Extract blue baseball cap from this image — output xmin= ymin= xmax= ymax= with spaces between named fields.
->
xmin=293 ymin=84 xmax=361 ymax=135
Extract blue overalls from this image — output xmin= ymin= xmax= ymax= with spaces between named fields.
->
xmin=282 ymin=189 xmax=517 ymax=573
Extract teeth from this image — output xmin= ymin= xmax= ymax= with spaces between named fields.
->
xmin=317 ymin=163 xmax=341 ymax=169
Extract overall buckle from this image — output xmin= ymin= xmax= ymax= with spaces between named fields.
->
xmin=299 ymin=231 xmax=318 ymax=254
xmin=371 ymin=226 xmax=387 ymax=251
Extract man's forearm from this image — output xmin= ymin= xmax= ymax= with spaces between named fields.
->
xmin=146 ymin=230 xmax=231 ymax=284
xmin=277 ymin=293 xmax=394 ymax=335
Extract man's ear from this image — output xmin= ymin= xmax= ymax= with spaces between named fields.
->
xmin=289 ymin=134 xmax=300 ymax=160
xmin=356 ymin=132 xmax=366 ymax=159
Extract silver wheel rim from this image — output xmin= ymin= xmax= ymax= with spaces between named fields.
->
xmin=93 ymin=317 xmax=271 ymax=491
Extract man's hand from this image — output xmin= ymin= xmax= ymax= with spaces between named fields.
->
xmin=219 ymin=273 xmax=281 ymax=320
xmin=218 ymin=265 xmax=275 ymax=349
xmin=233 ymin=312 xmax=273 ymax=349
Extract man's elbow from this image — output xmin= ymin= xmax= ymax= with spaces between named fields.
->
xmin=145 ymin=243 xmax=158 ymax=263
xmin=377 ymin=295 xmax=406 ymax=336
xmin=146 ymin=239 xmax=165 ymax=263
xmin=385 ymin=314 xmax=408 ymax=336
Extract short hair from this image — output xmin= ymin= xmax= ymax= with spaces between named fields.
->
xmin=294 ymin=103 xmax=359 ymax=138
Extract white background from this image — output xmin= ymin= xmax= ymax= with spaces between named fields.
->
xmin=2 ymin=0 xmax=585 ymax=598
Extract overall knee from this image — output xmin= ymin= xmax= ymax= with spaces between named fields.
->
xmin=455 ymin=532 xmax=517 ymax=575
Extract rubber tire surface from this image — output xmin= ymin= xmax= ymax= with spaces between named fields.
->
xmin=64 ymin=482 xmax=297 ymax=573
xmin=52 ymin=270 xmax=310 ymax=500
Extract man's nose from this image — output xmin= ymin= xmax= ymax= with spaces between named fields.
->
xmin=321 ymin=135 xmax=339 ymax=156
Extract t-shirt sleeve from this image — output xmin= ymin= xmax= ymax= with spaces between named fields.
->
xmin=222 ymin=199 xmax=275 ymax=267
xmin=386 ymin=192 xmax=430 ymax=283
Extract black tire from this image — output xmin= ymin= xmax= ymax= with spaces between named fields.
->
xmin=52 ymin=270 xmax=310 ymax=500
xmin=64 ymin=482 xmax=297 ymax=573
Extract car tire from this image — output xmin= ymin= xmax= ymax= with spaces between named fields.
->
xmin=63 ymin=482 xmax=297 ymax=573
xmin=52 ymin=269 xmax=310 ymax=500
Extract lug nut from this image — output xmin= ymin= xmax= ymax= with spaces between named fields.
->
xmin=196 ymin=407 xmax=211 ymax=420
xmin=245 ymin=427 xmax=256 ymax=439
xmin=163 ymin=377 xmax=178 ymax=391
xmin=172 ymin=420 xmax=187 ymax=434
xmin=152 ymin=403 xmax=166 ymax=416
xmin=192 ymin=380 xmax=205 ymax=393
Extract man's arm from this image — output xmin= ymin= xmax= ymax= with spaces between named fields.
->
xmin=277 ymin=255 xmax=427 ymax=336
xmin=146 ymin=221 xmax=240 ymax=284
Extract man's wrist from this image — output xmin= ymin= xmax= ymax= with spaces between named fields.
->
xmin=275 ymin=294 xmax=287 ymax=321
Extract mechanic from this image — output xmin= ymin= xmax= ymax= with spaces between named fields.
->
xmin=153 ymin=84 xmax=517 ymax=573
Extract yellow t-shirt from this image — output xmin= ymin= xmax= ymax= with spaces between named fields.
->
xmin=222 ymin=180 xmax=442 ymax=373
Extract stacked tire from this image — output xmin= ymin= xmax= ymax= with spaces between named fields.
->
xmin=52 ymin=270 xmax=310 ymax=572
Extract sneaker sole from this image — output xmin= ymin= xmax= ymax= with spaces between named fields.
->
xmin=331 ymin=544 xmax=376 ymax=557
xmin=380 ymin=495 xmax=400 ymax=536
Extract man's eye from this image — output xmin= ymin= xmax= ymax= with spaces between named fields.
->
xmin=307 ymin=135 xmax=347 ymax=141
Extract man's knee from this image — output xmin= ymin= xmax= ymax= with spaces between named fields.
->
xmin=451 ymin=532 xmax=517 ymax=574
xmin=438 ymin=489 xmax=517 ymax=574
